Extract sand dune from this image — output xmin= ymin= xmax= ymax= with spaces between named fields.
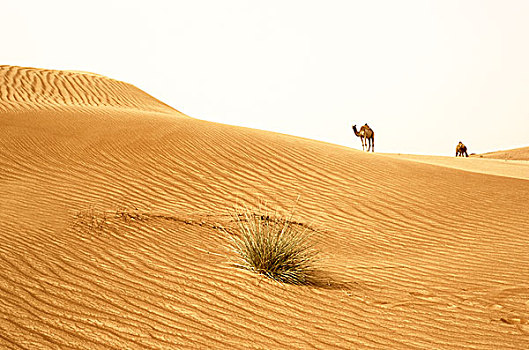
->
xmin=381 ymin=153 xmax=529 ymax=181
xmin=1 ymin=66 xmax=528 ymax=349
xmin=0 ymin=65 xmax=180 ymax=115
xmin=476 ymin=146 xmax=529 ymax=161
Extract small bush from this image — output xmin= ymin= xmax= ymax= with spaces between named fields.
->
xmin=223 ymin=203 xmax=319 ymax=285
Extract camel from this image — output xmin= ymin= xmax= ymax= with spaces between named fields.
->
xmin=352 ymin=123 xmax=375 ymax=152
xmin=455 ymin=141 xmax=468 ymax=157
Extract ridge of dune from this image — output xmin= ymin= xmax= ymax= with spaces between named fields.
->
xmin=476 ymin=146 xmax=529 ymax=161
xmin=1 ymin=67 xmax=529 ymax=349
xmin=0 ymin=65 xmax=183 ymax=115
xmin=381 ymin=153 xmax=529 ymax=181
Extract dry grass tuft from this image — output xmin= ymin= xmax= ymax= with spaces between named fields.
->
xmin=222 ymin=202 xmax=319 ymax=285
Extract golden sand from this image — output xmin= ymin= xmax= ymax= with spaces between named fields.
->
xmin=1 ymin=65 xmax=528 ymax=349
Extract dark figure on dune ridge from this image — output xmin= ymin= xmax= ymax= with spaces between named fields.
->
xmin=352 ymin=123 xmax=375 ymax=152
xmin=456 ymin=141 xmax=468 ymax=157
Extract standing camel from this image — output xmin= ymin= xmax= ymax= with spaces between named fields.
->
xmin=352 ymin=123 xmax=375 ymax=152
xmin=455 ymin=141 xmax=468 ymax=157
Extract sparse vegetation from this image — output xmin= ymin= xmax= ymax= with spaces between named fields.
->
xmin=222 ymin=203 xmax=319 ymax=285
xmin=74 ymin=206 xmax=109 ymax=232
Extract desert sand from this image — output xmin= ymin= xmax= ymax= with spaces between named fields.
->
xmin=381 ymin=153 xmax=529 ymax=181
xmin=1 ymin=65 xmax=528 ymax=349
xmin=477 ymin=147 xmax=529 ymax=161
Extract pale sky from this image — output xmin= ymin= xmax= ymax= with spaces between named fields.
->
xmin=3 ymin=0 xmax=529 ymax=155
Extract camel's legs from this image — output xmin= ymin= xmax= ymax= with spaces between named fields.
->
xmin=365 ymin=138 xmax=373 ymax=152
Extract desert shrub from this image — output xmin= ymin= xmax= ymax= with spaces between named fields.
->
xmin=223 ymin=203 xmax=319 ymax=285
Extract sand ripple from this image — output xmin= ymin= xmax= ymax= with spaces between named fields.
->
xmin=1 ymin=66 xmax=528 ymax=349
